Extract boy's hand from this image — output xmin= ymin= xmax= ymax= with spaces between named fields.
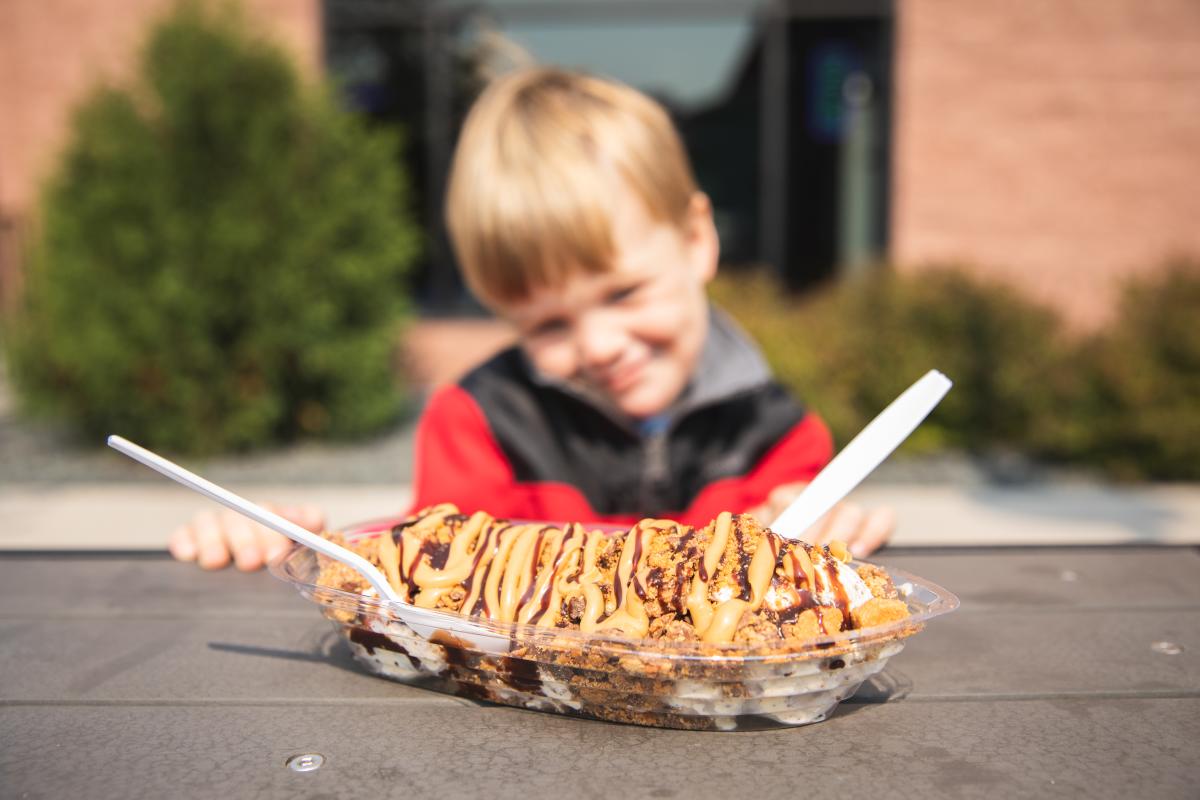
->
xmin=168 ymin=504 xmax=325 ymax=572
xmin=748 ymin=483 xmax=894 ymax=558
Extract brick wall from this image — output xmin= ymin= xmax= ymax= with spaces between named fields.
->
xmin=0 ymin=0 xmax=321 ymax=301
xmin=891 ymin=0 xmax=1200 ymax=328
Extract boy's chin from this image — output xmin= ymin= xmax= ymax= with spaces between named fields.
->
xmin=610 ymin=383 xmax=680 ymax=421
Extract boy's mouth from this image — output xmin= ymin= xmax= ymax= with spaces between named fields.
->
xmin=597 ymin=357 xmax=649 ymax=396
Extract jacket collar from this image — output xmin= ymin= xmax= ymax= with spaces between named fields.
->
xmin=676 ymin=305 xmax=773 ymax=414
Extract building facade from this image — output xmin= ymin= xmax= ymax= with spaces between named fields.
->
xmin=2 ymin=0 xmax=1198 ymax=327
xmin=892 ymin=0 xmax=1200 ymax=327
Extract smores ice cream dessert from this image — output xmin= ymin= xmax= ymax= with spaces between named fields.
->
xmin=299 ymin=504 xmax=925 ymax=729
xmin=318 ymin=505 xmax=910 ymax=646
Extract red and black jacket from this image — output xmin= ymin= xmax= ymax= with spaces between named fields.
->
xmin=409 ymin=309 xmax=832 ymax=527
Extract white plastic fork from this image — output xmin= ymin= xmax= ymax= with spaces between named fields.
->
xmin=769 ymin=370 xmax=953 ymax=542
xmin=106 ymin=435 xmax=510 ymax=653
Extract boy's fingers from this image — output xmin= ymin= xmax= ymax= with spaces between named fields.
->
xmin=289 ymin=504 xmax=326 ymax=532
xmin=849 ymin=508 xmax=896 ymax=559
xmin=815 ymin=503 xmax=865 ymax=546
xmin=193 ymin=512 xmax=232 ymax=570
xmin=759 ymin=483 xmax=807 ymax=524
xmin=245 ymin=501 xmax=325 ymax=566
xmin=261 ymin=502 xmax=325 ymax=533
xmin=221 ymin=511 xmax=263 ymax=572
xmin=308 ymin=506 xmax=327 ymax=532
xmin=799 ymin=509 xmax=831 ymax=544
xmin=256 ymin=526 xmax=292 ymax=563
xmin=767 ymin=483 xmax=805 ymax=511
xmin=168 ymin=526 xmax=198 ymax=562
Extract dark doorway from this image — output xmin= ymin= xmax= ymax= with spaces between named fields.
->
xmin=784 ymin=16 xmax=892 ymax=290
xmin=323 ymin=1 xmax=893 ymax=309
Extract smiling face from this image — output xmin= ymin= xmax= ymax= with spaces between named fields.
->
xmin=496 ymin=186 xmax=719 ymax=419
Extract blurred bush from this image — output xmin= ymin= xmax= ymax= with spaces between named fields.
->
xmin=1074 ymin=261 xmax=1200 ymax=480
xmin=712 ymin=263 xmax=1200 ymax=479
xmin=5 ymin=2 xmax=419 ymax=453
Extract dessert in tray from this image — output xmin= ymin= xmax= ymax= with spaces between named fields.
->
xmin=275 ymin=504 xmax=956 ymax=730
xmin=318 ymin=504 xmax=910 ymax=645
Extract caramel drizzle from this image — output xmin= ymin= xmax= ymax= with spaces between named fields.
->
xmin=686 ymin=512 xmax=783 ymax=643
xmin=590 ymin=521 xmax=656 ymax=638
xmin=520 ymin=524 xmax=581 ymax=626
xmin=375 ymin=509 xmax=856 ymax=644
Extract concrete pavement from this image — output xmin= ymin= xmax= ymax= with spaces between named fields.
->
xmin=2 ymin=480 xmax=1197 ymax=551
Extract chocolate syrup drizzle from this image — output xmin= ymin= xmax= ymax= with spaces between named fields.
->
xmin=374 ymin=506 xmax=862 ymax=644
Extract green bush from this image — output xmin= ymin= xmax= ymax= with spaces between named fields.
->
xmin=1075 ymin=261 xmax=1200 ymax=480
xmin=5 ymin=2 xmax=419 ymax=453
xmin=713 ymin=263 xmax=1200 ymax=479
xmin=711 ymin=267 xmax=1078 ymax=457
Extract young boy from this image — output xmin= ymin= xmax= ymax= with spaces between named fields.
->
xmin=169 ymin=67 xmax=894 ymax=571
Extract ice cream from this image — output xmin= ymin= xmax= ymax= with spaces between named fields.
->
xmin=280 ymin=505 xmax=944 ymax=730
xmin=317 ymin=505 xmax=910 ymax=647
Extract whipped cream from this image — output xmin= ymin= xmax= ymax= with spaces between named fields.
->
xmin=816 ymin=559 xmax=874 ymax=610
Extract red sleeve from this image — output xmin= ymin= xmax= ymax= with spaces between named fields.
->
xmin=409 ymin=385 xmax=602 ymax=522
xmin=675 ymin=413 xmax=833 ymax=526
xmin=409 ymin=385 xmax=515 ymax=515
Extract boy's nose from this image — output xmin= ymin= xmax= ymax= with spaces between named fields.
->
xmin=576 ymin=314 xmax=624 ymax=371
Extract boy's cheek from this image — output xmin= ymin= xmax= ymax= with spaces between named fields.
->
xmin=523 ymin=341 xmax=577 ymax=380
xmin=630 ymin=303 xmax=688 ymax=344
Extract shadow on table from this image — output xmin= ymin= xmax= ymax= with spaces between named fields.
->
xmin=818 ymin=668 xmax=914 ymax=724
xmin=207 ymin=631 xmax=360 ymax=672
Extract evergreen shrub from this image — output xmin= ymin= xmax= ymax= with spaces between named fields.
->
xmin=1077 ymin=261 xmax=1200 ymax=479
xmin=6 ymin=2 xmax=419 ymax=453
xmin=711 ymin=268 xmax=1078 ymax=458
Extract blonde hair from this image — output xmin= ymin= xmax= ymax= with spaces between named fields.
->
xmin=445 ymin=67 xmax=698 ymax=307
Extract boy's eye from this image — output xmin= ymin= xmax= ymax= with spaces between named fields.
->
xmin=605 ymin=284 xmax=641 ymax=305
xmin=529 ymin=317 xmax=569 ymax=338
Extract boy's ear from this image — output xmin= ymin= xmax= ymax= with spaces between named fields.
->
xmin=685 ymin=191 xmax=720 ymax=283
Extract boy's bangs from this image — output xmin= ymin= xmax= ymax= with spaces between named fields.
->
xmin=471 ymin=159 xmax=618 ymax=305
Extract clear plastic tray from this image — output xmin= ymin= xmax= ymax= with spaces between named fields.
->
xmin=270 ymin=522 xmax=958 ymax=731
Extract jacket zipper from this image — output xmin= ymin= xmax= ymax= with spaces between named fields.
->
xmin=639 ymin=428 xmax=671 ymax=515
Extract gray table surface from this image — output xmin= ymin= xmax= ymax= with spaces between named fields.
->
xmin=2 ymin=547 xmax=1198 ymax=799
